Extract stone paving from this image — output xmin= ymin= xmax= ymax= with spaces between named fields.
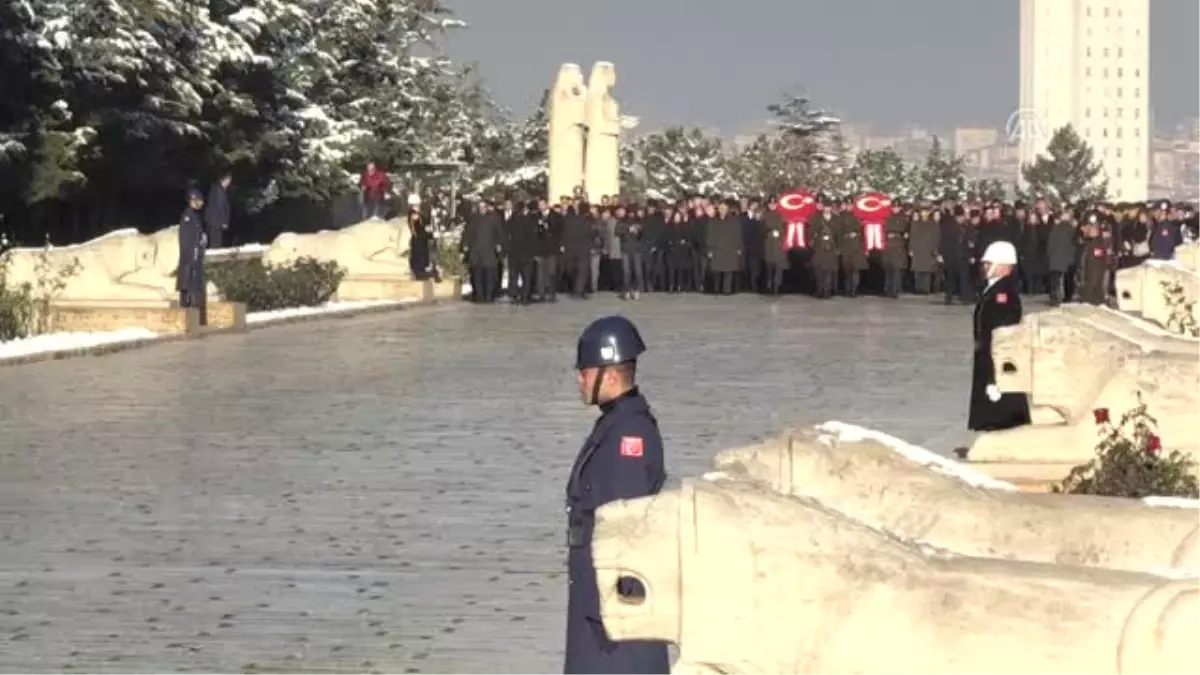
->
xmin=0 ymin=295 xmax=979 ymax=673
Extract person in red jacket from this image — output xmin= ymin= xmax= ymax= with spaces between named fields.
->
xmin=359 ymin=161 xmax=392 ymax=220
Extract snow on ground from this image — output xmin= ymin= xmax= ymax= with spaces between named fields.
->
xmin=246 ymin=299 xmax=417 ymax=326
xmin=816 ymin=420 xmax=1020 ymax=491
xmin=1143 ymin=496 xmax=1200 ymax=508
xmin=0 ymin=328 xmax=160 ymax=362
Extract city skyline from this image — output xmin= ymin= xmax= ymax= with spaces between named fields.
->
xmin=443 ymin=0 xmax=1199 ymax=136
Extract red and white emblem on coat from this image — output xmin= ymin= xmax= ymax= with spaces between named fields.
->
xmin=619 ymin=436 xmax=644 ymax=458
xmin=996 ymin=292 xmax=1008 ymax=304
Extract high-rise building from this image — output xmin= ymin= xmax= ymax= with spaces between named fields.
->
xmin=1018 ymin=0 xmax=1149 ymax=200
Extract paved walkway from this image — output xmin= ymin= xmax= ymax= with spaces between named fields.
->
xmin=0 ymin=295 xmax=975 ymax=673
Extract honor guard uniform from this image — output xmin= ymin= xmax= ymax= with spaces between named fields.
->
xmin=563 ymin=316 xmax=669 ymax=674
xmin=967 ymin=241 xmax=1032 ymax=432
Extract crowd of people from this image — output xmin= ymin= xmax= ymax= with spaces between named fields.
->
xmin=450 ymin=192 xmax=1198 ymax=306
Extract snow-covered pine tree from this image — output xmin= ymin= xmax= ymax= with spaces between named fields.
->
xmin=482 ymin=88 xmax=549 ymax=198
xmin=917 ymin=136 xmax=965 ymax=201
xmin=1022 ymin=125 xmax=1108 ymax=203
xmin=847 ymin=149 xmax=920 ymax=199
xmin=764 ymin=91 xmax=841 ymax=189
xmin=633 ymin=126 xmax=730 ymax=201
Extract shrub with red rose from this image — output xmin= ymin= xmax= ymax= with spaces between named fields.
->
xmin=1056 ymin=393 xmax=1199 ymax=498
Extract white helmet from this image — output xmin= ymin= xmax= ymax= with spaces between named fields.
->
xmin=981 ymin=241 xmax=1018 ymax=265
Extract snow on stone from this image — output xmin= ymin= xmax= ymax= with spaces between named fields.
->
xmin=1143 ymin=496 xmax=1200 ymax=509
xmin=0 ymin=328 xmax=159 ymax=362
xmin=246 ymin=299 xmax=418 ymax=326
xmin=816 ymin=421 xmax=1020 ymax=491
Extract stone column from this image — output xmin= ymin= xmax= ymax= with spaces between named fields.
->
xmin=592 ymin=479 xmax=1200 ymax=674
xmin=547 ymin=63 xmax=588 ymax=203
xmin=583 ymin=61 xmax=621 ymax=203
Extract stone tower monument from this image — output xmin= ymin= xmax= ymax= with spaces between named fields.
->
xmin=583 ymin=61 xmax=621 ymax=203
xmin=547 ymin=64 xmax=588 ymax=202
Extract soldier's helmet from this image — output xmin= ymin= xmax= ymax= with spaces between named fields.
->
xmin=981 ymin=241 xmax=1018 ymax=265
xmin=575 ymin=315 xmax=646 ymax=370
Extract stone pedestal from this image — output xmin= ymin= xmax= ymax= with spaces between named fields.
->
xmin=715 ymin=426 xmax=1199 ymax=573
xmin=48 ymin=304 xmax=198 ymax=335
xmin=335 ymin=276 xmax=427 ymax=302
xmin=205 ymin=301 xmax=247 ymax=331
xmin=593 ymin=479 xmax=1200 ymax=675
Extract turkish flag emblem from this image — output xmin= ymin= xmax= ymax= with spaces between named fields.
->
xmin=852 ymin=192 xmax=894 ymax=226
xmin=778 ymin=188 xmax=817 ymax=223
xmin=619 ymin=436 xmax=644 ymax=458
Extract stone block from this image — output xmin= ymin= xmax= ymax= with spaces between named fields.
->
xmin=47 ymin=304 xmax=198 ymax=334
xmin=261 ymin=218 xmax=412 ymax=278
xmin=584 ymin=62 xmax=621 ymax=203
xmin=593 ymin=479 xmax=1200 ymax=675
xmin=1115 ymin=259 xmax=1199 ymax=334
xmin=974 ymin=305 xmax=1199 ymax=474
xmin=335 ymin=275 xmax=427 ymax=302
xmin=205 ymin=301 xmax=247 ymax=331
xmin=713 ymin=425 xmax=1199 ymax=573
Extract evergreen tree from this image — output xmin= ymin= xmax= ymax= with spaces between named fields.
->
xmin=1021 ymin=125 xmax=1108 ymax=203
xmin=764 ymin=91 xmax=841 ymax=188
xmin=917 ymin=136 xmax=965 ymax=201
xmin=633 ymin=126 xmax=729 ymax=200
xmin=847 ymin=149 xmax=919 ymax=198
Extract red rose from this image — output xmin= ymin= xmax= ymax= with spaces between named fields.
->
xmin=1146 ymin=434 xmax=1162 ymax=454
xmin=1092 ymin=408 xmax=1110 ymax=425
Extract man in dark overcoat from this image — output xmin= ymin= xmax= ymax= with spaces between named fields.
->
xmin=705 ymin=199 xmax=742 ymax=294
xmin=463 ymin=201 xmax=502 ymax=303
xmin=177 ymin=188 xmax=207 ymax=320
xmin=967 ymin=241 xmax=1032 ymax=433
xmin=907 ymin=203 xmax=940 ymax=294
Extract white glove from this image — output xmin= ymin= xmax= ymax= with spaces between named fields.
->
xmin=986 ymin=384 xmax=1002 ymax=402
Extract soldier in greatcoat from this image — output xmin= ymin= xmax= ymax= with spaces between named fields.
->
xmin=836 ymin=199 xmax=867 ymax=297
xmin=907 ymin=203 xmax=940 ymax=294
xmin=967 ymin=241 xmax=1032 ymax=433
xmin=808 ymin=199 xmax=840 ymax=299
xmin=706 ymin=199 xmax=743 ymax=295
xmin=177 ymin=188 xmax=208 ymax=320
xmin=1045 ymin=210 xmax=1078 ymax=306
xmin=760 ymin=197 xmax=788 ymax=295
xmin=881 ymin=207 xmax=910 ymax=298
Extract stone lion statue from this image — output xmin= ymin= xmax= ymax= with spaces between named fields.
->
xmin=260 ymin=217 xmax=412 ymax=278
xmin=2 ymin=228 xmax=189 ymax=306
xmin=975 ymin=305 xmax=1199 ymax=466
xmin=1115 ymin=244 xmax=1200 ymax=334
xmin=593 ymin=478 xmax=1198 ymax=674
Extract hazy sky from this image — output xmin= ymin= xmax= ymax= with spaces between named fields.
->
xmin=442 ymin=0 xmax=1199 ymax=136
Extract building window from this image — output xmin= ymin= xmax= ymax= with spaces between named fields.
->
xmin=1104 ymin=7 xmax=1109 ymax=17
xmin=1116 ymin=168 xmax=1122 ymax=178
xmin=1086 ymin=67 xmax=1092 ymax=77
xmin=1134 ymin=128 xmax=1140 ymax=138
xmin=1135 ymin=169 xmax=1140 ymax=178
xmin=1117 ymin=67 xmax=1123 ymax=77
xmin=1104 ymin=68 xmax=1109 ymax=78
xmin=1085 ymin=108 xmax=1091 ymax=118
xmin=1134 ymin=108 xmax=1141 ymax=119
xmin=1103 ymin=108 xmax=1109 ymax=118
xmin=1117 ymin=148 xmax=1122 ymax=158
xmin=1116 ymin=107 xmax=1122 ymax=118
xmin=1087 ymin=47 xmax=1092 ymax=57
xmin=1087 ymin=7 xmax=1091 ymax=16
xmin=1103 ymin=48 xmax=1109 ymax=57
xmin=1103 ymin=129 xmax=1109 ymax=138
xmin=1118 ymin=48 xmax=1124 ymax=58
xmin=1117 ymin=128 xmax=1123 ymax=138
xmin=1134 ymin=88 xmax=1141 ymax=97
xmin=1117 ymin=87 xmax=1123 ymax=97
xmin=1135 ymin=68 xmax=1140 ymax=77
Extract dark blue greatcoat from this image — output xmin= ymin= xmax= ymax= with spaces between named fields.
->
xmin=563 ymin=388 xmax=670 ymax=674
xmin=177 ymin=208 xmax=207 ymax=308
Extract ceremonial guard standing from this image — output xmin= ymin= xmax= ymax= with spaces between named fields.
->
xmin=967 ymin=241 xmax=1031 ymax=433
xmin=563 ymin=316 xmax=670 ymax=675
xmin=741 ymin=199 xmax=764 ymax=293
xmin=881 ymin=208 xmax=910 ymax=298
xmin=177 ymin=188 xmax=208 ymax=319
xmin=836 ymin=199 xmax=866 ymax=297
xmin=1076 ymin=213 xmax=1112 ymax=306
xmin=761 ymin=197 xmax=787 ymax=295
xmin=808 ymin=199 xmax=840 ymax=299
xmin=706 ymin=200 xmax=742 ymax=295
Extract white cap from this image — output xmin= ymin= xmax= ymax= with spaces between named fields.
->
xmin=407 ymin=193 xmax=421 ymax=207
xmin=981 ymin=241 xmax=1018 ymax=265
